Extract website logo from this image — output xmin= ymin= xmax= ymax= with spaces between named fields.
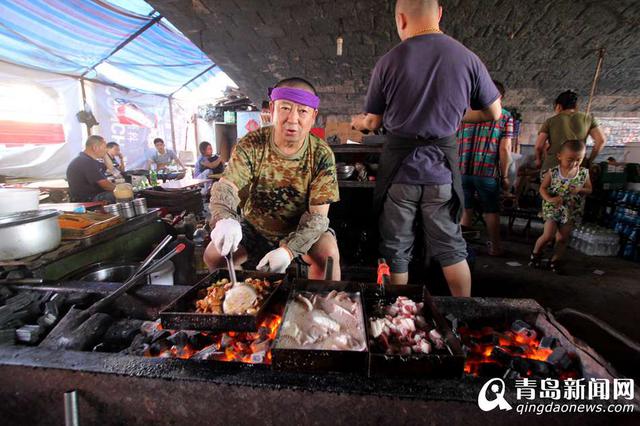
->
xmin=478 ymin=378 xmax=513 ymax=412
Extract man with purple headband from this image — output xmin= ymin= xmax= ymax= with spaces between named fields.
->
xmin=204 ymin=77 xmax=341 ymax=280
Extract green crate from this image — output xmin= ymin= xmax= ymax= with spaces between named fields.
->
xmin=625 ymin=163 xmax=640 ymax=183
xmin=599 ymin=162 xmax=627 ymax=183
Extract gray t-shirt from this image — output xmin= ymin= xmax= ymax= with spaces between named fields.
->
xmin=150 ymin=149 xmax=178 ymax=166
xmin=365 ymin=33 xmax=499 ymax=185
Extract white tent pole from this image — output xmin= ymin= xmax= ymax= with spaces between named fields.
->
xmin=79 ymin=78 xmax=92 ymax=136
xmin=168 ymin=96 xmax=177 ymax=152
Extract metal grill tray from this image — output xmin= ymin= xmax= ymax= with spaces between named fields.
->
xmin=363 ymin=284 xmax=465 ymax=378
xmin=271 ymin=280 xmax=369 ymax=374
xmin=159 ymin=269 xmax=285 ymax=332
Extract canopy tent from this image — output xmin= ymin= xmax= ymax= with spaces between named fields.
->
xmin=0 ymin=0 xmax=237 ymax=178
xmin=0 ymin=0 xmax=219 ymax=96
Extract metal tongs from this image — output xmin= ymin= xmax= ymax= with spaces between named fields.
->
xmin=224 ymin=252 xmax=238 ymax=287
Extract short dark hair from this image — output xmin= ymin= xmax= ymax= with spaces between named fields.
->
xmin=198 ymin=141 xmax=211 ymax=156
xmin=106 ymin=142 xmax=119 ymax=149
xmin=555 ymin=90 xmax=578 ymax=110
xmin=85 ymin=135 xmax=105 ymax=149
xmin=273 ymin=77 xmax=317 ymax=96
xmin=261 ymin=100 xmax=270 ymax=110
xmin=153 ymin=138 xmax=164 ymax=145
xmin=561 ymin=139 xmax=586 ymax=153
xmin=493 ymin=80 xmax=505 ymax=98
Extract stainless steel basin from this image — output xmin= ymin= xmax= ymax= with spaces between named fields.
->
xmin=73 ymin=263 xmax=140 ymax=283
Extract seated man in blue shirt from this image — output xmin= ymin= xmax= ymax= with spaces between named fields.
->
xmin=66 ymin=135 xmax=116 ymax=203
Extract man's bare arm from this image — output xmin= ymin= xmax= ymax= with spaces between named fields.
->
xmin=588 ymin=127 xmax=606 ymax=163
xmin=534 ymin=133 xmax=549 ymax=169
xmin=462 ymin=98 xmax=502 ymax=123
xmin=351 ymin=113 xmax=383 ymax=132
xmin=97 ymin=179 xmax=116 ymax=191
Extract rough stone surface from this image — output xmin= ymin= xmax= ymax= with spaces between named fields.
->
xmin=148 ymin=0 xmax=640 ymax=116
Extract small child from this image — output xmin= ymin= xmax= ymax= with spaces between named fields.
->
xmin=530 ymin=140 xmax=592 ymax=272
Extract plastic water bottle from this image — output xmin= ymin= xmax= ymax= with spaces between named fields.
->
xmin=585 ymin=228 xmax=595 ymax=256
xmin=569 ymin=227 xmax=577 ymax=249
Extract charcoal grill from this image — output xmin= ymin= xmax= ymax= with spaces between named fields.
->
xmin=159 ymin=269 xmax=286 ymax=332
xmin=363 ymin=284 xmax=465 ymax=378
xmin=0 ymin=281 xmax=637 ymax=425
xmin=433 ymin=297 xmax=619 ymax=381
xmin=271 ymin=279 xmax=368 ymax=374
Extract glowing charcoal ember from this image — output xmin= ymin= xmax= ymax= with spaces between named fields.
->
xmin=539 ymin=336 xmax=559 ymax=350
xmin=511 ymin=320 xmax=537 ymax=341
xmin=458 ymin=322 xmax=578 ymax=379
xmin=547 ymin=347 xmax=572 ymax=370
xmin=137 ymin=311 xmax=283 ymax=364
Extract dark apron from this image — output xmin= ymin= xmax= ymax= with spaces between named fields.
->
xmin=372 ymin=134 xmax=463 ymax=222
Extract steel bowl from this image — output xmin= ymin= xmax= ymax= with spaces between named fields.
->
xmin=76 ymin=263 xmax=139 ymax=282
xmin=0 ymin=209 xmax=61 ymax=260
xmin=336 ymin=163 xmax=356 ymax=180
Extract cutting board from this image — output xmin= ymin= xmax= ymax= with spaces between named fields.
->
xmin=58 ymin=212 xmax=123 ymax=240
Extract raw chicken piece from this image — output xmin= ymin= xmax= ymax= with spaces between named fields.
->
xmin=311 ymin=310 xmax=341 ymax=332
xmin=429 ymin=329 xmax=445 ymax=350
xmin=277 ymin=291 xmax=366 ymax=351
xmin=370 ymin=318 xmax=386 ymax=338
xmin=412 ymin=339 xmax=431 ymax=354
xmin=296 ymin=294 xmax=314 ymax=312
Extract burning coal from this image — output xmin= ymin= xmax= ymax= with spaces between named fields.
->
xmin=456 ymin=319 xmax=580 ymax=380
xmin=125 ymin=312 xmax=282 ymax=365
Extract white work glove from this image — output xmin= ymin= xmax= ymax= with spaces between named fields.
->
xmin=210 ymin=218 xmax=242 ymax=256
xmin=257 ymin=247 xmax=293 ymax=273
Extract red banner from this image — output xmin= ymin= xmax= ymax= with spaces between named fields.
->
xmin=0 ymin=120 xmax=65 ymax=145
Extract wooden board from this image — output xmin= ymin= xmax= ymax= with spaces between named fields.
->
xmin=58 ymin=212 xmax=123 ymax=240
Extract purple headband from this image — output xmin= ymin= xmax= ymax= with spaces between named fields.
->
xmin=270 ymin=87 xmax=320 ymax=109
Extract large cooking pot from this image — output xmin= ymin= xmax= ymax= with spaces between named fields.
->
xmin=0 ymin=188 xmax=40 ymax=214
xmin=0 ymin=209 xmax=61 ymax=260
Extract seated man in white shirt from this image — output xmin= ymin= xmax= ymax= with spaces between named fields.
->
xmin=147 ymin=138 xmax=184 ymax=170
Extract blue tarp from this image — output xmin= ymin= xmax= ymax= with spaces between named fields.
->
xmin=0 ymin=0 xmax=218 ymax=95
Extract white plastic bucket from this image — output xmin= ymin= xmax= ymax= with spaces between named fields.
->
xmin=148 ymin=260 xmax=175 ymax=286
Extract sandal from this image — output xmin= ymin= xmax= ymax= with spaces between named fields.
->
xmin=528 ymin=252 xmax=542 ymax=268
xmin=548 ymin=259 xmax=564 ymax=275
xmin=487 ymin=241 xmax=504 ymax=257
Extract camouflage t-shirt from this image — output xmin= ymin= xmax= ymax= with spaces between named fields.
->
xmin=224 ymin=127 xmax=339 ymax=242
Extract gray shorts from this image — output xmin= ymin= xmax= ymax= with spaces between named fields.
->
xmin=379 ymin=183 xmax=467 ymax=273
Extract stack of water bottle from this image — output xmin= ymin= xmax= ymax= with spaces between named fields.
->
xmin=608 ymin=189 xmax=640 ymax=210
xmin=606 ymin=189 xmax=640 ymax=261
xmin=570 ymin=225 xmax=620 ymax=257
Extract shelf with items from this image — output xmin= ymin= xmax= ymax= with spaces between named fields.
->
xmin=338 ymin=180 xmax=376 ymax=189
xmin=330 ymin=142 xmax=381 ymax=191
xmin=329 ymin=143 xmax=383 ymax=154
